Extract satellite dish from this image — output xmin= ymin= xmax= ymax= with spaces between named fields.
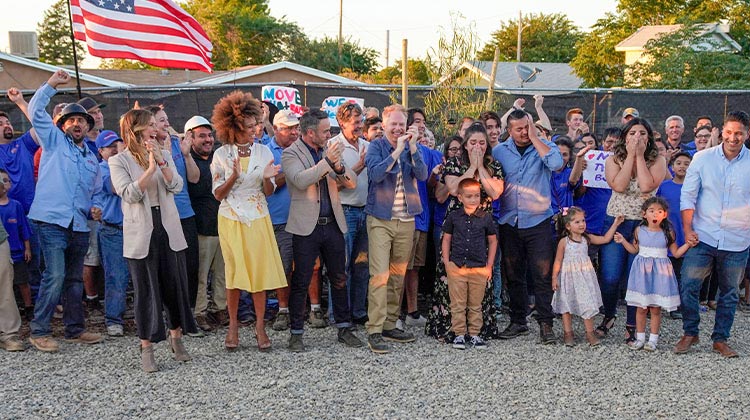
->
xmin=515 ymin=64 xmax=542 ymax=87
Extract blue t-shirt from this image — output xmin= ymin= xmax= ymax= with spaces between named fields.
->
xmin=170 ymin=135 xmax=195 ymax=219
xmin=656 ymin=179 xmax=685 ymax=248
xmin=0 ymin=132 xmax=40 ymax=214
xmin=266 ymin=138 xmax=290 ymax=225
xmin=550 ymin=167 xmax=578 ymax=212
xmin=573 ymin=186 xmax=612 ymax=235
xmin=0 ymin=199 xmax=32 ymax=262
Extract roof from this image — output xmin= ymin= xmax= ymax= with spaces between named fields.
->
xmin=81 ymin=69 xmax=229 ymax=86
xmin=0 ymin=52 xmax=132 ymax=87
xmin=454 ymin=61 xmax=582 ymax=91
xmin=615 ymin=23 xmax=742 ymax=52
xmin=188 ymin=61 xmax=365 ymax=86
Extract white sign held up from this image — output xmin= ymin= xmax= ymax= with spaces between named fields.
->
xmin=581 ymin=150 xmax=612 ymax=189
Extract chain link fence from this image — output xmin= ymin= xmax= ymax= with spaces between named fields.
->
xmin=3 ymin=83 xmax=748 ymax=142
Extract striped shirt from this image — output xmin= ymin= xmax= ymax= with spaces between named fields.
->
xmin=391 ymin=172 xmax=413 ymax=221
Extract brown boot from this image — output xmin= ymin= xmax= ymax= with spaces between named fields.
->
xmin=167 ymin=335 xmax=192 ymax=362
xmin=712 ymin=341 xmax=738 ymax=358
xmin=563 ymin=331 xmax=575 ymax=347
xmin=141 ymin=345 xmax=158 ymax=373
xmin=673 ymin=335 xmax=699 ymax=354
xmin=586 ymin=331 xmax=601 ymax=347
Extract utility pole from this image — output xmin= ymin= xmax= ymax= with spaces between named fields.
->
xmin=385 ymin=29 xmax=390 ymax=68
xmin=402 ymin=39 xmax=408 ymax=108
xmin=338 ymin=0 xmax=343 ymax=70
xmin=516 ymin=10 xmax=522 ymax=62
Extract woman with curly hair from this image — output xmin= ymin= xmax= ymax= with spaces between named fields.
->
xmin=110 ymin=109 xmax=198 ymax=373
xmin=596 ymin=117 xmax=667 ymax=344
xmin=210 ymin=90 xmax=287 ymax=352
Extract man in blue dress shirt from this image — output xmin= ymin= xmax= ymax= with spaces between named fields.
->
xmin=26 ymin=70 xmax=103 ymax=352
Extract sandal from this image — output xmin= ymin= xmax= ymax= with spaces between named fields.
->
xmin=224 ymin=324 xmax=239 ymax=352
xmin=256 ymin=326 xmax=272 ymax=353
xmin=594 ymin=316 xmax=616 ymax=338
xmin=624 ymin=325 xmax=636 ymax=345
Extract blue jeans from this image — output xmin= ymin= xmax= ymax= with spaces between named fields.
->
xmin=343 ymin=205 xmax=369 ymax=320
xmin=98 ymin=224 xmax=130 ymax=327
xmin=27 ymin=221 xmax=43 ymax=303
xmin=680 ymin=242 xmax=747 ymax=342
xmin=599 ymin=216 xmax=638 ymax=324
xmin=30 ymin=222 xmax=88 ymax=338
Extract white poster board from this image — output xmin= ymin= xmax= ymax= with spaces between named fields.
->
xmin=261 ymin=85 xmax=304 ymax=116
xmin=322 ymin=97 xmax=365 ymax=127
xmin=581 ymin=150 xmax=612 ymax=189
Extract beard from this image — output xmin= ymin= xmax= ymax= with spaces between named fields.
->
xmin=3 ymin=128 xmax=12 ymax=140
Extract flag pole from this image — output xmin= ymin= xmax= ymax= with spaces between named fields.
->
xmin=66 ymin=0 xmax=83 ymax=99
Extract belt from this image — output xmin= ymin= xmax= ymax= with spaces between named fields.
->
xmin=151 ymin=206 xmax=161 ymax=212
xmin=102 ymin=221 xmax=123 ymax=230
xmin=342 ymin=204 xmax=365 ymax=209
xmin=317 ymin=216 xmax=334 ymax=225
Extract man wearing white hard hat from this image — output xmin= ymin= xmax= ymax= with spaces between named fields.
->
xmin=185 ymin=116 xmax=227 ymax=331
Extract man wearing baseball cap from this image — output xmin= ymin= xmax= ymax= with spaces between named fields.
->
xmin=26 ymin=70 xmax=103 ymax=352
xmin=91 ymin=130 xmax=130 ymax=337
xmin=622 ymin=107 xmax=639 ymax=125
xmin=77 ymin=97 xmax=106 ymax=160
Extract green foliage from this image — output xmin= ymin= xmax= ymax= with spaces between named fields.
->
xmin=371 ymin=59 xmax=433 ymax=85
xmin=571 ymin=0 xmax=750 ymax=88
xmin=423 ymin=13 xmax=484 ymax=142
xmin=182 ymin=0 xmax=304 ymax=69
xmin=99 ymin=59 xmax=159 ymax=70
xmin=289 ymin=36 xmax=379 ymax=75
xmin=37 ymin=0 xmax=86 ymax=66
xmin=626 ymin=26 xmax=750 ymax=89
xmin=477 ymin=13 xmax=580 ymax=63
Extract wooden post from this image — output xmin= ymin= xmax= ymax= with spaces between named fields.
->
xmin=402 ymin=39 xmax=408 ymax=108
xmin=486 ymin=47 xmax=500 ymax=110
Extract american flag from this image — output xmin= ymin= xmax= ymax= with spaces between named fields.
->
xmin=71 ymin=0 xmax=213 ymax=72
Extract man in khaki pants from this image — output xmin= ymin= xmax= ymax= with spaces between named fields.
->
xmin=364 ymin=104 xmax=428 ymax=354
xmin=0 ymin=221 xmax=24 ymax=351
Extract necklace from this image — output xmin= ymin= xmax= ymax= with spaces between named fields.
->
xmin=236 ymin=142 xmax=252 ymax=157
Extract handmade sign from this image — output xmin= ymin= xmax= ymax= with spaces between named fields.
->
xmin=261 ymin=86 xmax=304 ymax=116
xmin=321 ymin=97 xmax=365 ymax=127
xmin=581 ymin=150 xmax=612 ymax=189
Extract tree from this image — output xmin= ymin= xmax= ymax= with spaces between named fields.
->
xmin=571 ymin=0 xmax=750 ymax=87
xmin=288 ymin=36 xmax=379 ymax=76
xmin=477 ymin=13 xmax=580 ymax=63
xmin=99 ymin=59 xmax=159 ymax=70
xmin=370 ymin=59 xmax=433 ymax=85
xmin=37 ymin=0 xmax=86 ymax=66
xmin=182 ymin=0 xmax=305 ymax=69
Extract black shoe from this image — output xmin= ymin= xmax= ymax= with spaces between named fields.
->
xmin=540 ymin=323 xmax=556 ymax=345
xmin=85 ymin=298 xmax=103 ymax=317
xmin=669 ymin=310 xmax=683 ymax=320
xmin=338 ymin=327 xmax=364 ymax=347
xmin=367 ymin=333 xmax=391 ymax=354
xmin=498 ymin=323 xmax=530 ymax=340
xmin=382 ymin=328 xmax=416 ymax=343
xmin=352 ymin=315 xmax=368 ymax=326
xmin=288 ymin=334 xmax=305 ymax=353
xmin=624 ymin=326 xmax=636 ymax=345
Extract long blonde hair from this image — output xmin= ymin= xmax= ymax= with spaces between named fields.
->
xmin=120 ymin=109 xmax=153 ymax=169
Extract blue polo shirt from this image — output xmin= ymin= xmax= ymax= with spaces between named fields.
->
xmin=0 ymin=131 xmax=39 ymax=214
xmin=0 ymin=198 xmax=32 ymax=262
xmin=92 ymin=160 xmax=123 ymax=226
xmin=170 ymin=135 xmax=195 ymax=219
xmin=550 ymin=167 xmax=579 ymax=212
xmin=415 ymin=145 xmax=441 ymax=232
xmin=27 ymin=83 xmax=102 ymax=232
xmin=492 ymin=137 xmax=563 ymax=228
xmin=266 ymin=137 xmax=290 ymax=225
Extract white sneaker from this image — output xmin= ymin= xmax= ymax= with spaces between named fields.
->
xmin=107 ymin=324 xmax=124 ymax=337
xmin=629 ymin=339 xmax=645 ymax=350
xmin=395 ymin=319 xmax=405 ymax=331
xmin=644 ymin=341 xmax=657 ymax=351
xmin=452 ymin=335 xmax=466 ymax=350
xmin=405 ymin=314 xmax=427 ymax=327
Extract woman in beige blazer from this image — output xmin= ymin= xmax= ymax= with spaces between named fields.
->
xmin=110 ymin=109 xmax=198 ymax=373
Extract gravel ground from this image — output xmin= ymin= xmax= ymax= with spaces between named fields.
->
xmin=2 ymin=307 xmax=750 ymax=420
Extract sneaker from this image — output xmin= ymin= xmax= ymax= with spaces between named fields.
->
xmin=470 ymin=335 xmax=487 ymax=349
xmin=367 ymin=333 xmax=391 ymax=354
xmin=629 ymin=339 xmax=645 ymax=350
xmin=195 ymin=314 xmax=215 ymax=332
xmin=273 ymin=311 xmax=290 ymax=331
xmin=337 ymin=327 xmax=364 ymax=348
xmin=540 ymin=323 xmax=556 ymax=345
xmin=64 ymin=331 xmax=103 ymax=345
xmin=669 ymin=311 xmax=683 ymax=320
xmin=382 ymin=328 xmax=416 ymax=343
xmin=0 ymin=335 xmax=25 ymax=352
xmin=85 ymin=298 xmax=104 ymax=318
xmin=644 ymin=341 xmax=657 ymax=351
xmin=405 ymin=314 xmax=427 ymax=327
xmin=107 ymin=324 xmax=124 ymax=337
xmin=29 ymin=336 xmax=59 ymax=352
xmin=452 ymin=335 xmax=466 ymax=350
xmin=308 ymin=308 xmax=327 ymax=328
xmin=395 ymin=319 xmax=405 ymax=331
xmin=209 ymin=310 xmax=229 ymax=326
xmin=288 ymin=334 xmax=305 ymax=353
xmin=498 ymin=323 xmax=530 ymax=340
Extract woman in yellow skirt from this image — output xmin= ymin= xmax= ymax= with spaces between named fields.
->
xmin=210 ymin=91 xmax=287 ymax=351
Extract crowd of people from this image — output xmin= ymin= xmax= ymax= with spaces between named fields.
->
xmin=1 ymin=69 xmax=749 ymax=372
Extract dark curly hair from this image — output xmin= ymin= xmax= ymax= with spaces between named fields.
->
xmin=612 ymin=117 xmax=659 ymax=166
xmin=555 ymin=206 xmax=590 ymax=244
xmin=460 ymin=122 xmax=494 ymax=169
xmin=639 ymin=196 xmax=675 ymax=247
xmin=211 ymin=90 xmax=262 ymax=145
